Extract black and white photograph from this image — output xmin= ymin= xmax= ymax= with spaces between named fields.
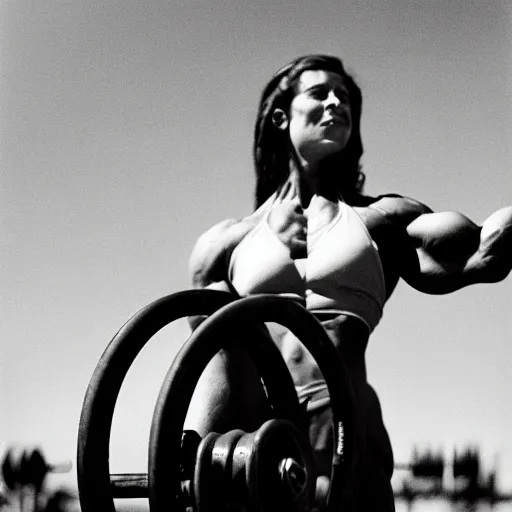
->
xmin=2 ymin=1 xmax=511 ymax=510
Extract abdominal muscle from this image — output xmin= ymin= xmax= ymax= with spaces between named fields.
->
xmin=275 ymin=313 xmax=394 ymax=479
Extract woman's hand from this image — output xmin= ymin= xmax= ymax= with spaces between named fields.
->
xmin=267 ymin=200 xmax=307 ymax=259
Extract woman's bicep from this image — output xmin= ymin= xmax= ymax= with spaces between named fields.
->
xmin=406 ymin=211 xmax=480 ymax=263
xmin=401 ymin=212 xmax=481 ymax=293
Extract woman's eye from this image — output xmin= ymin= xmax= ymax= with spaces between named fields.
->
xmin=336 ymin=90 xmax=349 ymax=103
xmin=309 ymin=89 xmax=327 ymax=100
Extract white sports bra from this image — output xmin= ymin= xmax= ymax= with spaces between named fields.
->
xmin=228 ymin=197 xmax=386 ymax=332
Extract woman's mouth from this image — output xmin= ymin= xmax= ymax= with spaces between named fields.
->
xmin=320 ymin=114 xmax=347 ymax=126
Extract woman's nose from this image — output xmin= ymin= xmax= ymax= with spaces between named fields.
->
xmin=324 ymin=91 xmax=341 ymax=111
xmin=325 ymin=92 xmax=341 ymax=111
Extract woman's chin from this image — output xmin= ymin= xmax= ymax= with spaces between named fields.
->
xmin=301 ymin=141 xmax=346 ymax=165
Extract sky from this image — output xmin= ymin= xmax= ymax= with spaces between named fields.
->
xmin=1 ymin=0 xmax=511 ymax=509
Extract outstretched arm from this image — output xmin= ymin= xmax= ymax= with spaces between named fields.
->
xmin=404 ymin=206 xmax=512 ymax=294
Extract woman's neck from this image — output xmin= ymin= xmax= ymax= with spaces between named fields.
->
xmin=286 ymin=157 xmax=340 ymax=207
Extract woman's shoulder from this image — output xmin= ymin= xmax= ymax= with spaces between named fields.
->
xmin=352 ymin=193 xmax=433 ymax=225
xmin=189 ymin=217 xmax=246 ymax=287
xmin=194 ymin=218 xmax=241 ymax=247
xmin=189 ymin=204 xmax=271 ymax=287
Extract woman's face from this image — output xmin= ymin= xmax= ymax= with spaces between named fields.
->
xmin=287 ymin=70 xmax=352 ymax=167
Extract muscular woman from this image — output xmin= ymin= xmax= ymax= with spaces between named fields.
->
xmin=185 ymin=55 xmax=512 ymax=510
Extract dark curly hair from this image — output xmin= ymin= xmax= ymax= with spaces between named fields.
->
xmin=253 ymin=54 xmax=365 ymax=208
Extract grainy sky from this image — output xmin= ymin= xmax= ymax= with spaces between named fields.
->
xmin=1 ymin=0 xmax=511 ymax=506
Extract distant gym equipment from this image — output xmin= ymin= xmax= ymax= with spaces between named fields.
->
xmin=395 ymin=447 xmax=512 ymax=507
xmin=1 ymin=447 xmax=73 ymax=512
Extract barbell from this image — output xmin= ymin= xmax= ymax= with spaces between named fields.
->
xmin=77 ymin=290 xmax=362 ymax=511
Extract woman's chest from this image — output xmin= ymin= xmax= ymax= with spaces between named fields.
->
xmin=229 ymin=199 xmax=387 ymax=294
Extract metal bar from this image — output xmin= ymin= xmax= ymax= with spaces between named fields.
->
xmin=110 ymin=473 xmax=148 ymax=499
